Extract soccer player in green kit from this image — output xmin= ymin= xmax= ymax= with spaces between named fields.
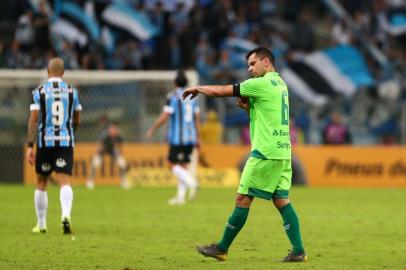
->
xmin=182 ymin=47 xmax=307 ymax=262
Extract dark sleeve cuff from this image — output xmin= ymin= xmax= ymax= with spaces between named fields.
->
xmin=233 ymin=84 xmax=241 ymax=97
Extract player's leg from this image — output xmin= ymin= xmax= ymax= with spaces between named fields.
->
xmin=186 ymin=146 xmax=199 ymax=198
xmin=167 ymin=159 xmax=183 ymax=204
xmin=273 ymin=198 xmax=306 ymax=262
xmin=180 ymin=162 xmax=197 ymax=199
xmin=197 ymin=158 xmax=258 ymax=260
xmin=54 ymin=147 xmax=74 ymax=234
xmin=168 ymin=161 xmax=190 ymax=205
xmin=218 ymin=194 xmax=253 ymax=251
xmin=115 ymin=154 xmax=129 ymax=189
xmin=168 ymin=177 xmax=187 ymax=205
xmin=187 ymin=147 xmax=198 ymax=180
xmin=167 ymin=145 xmax=194 ymax=204
xmin=32 ymin=147 xmax=51 ymax=233
xmin=196 ymin=194 xmax=253 ymax=261
xmin=272 ymin=160 xmax=306 ymax=262
xmin=32 ymin=174 xmax=49 ymax=233
xmin=55 ymin=172 xmax=74 ymax=234
xmin=57 ymin=173 xmax=73 ymax=219
xmin=87 ymin=153 xmax=102 ymax=189
xmin=180 ymin=145 xmax=198 ymax=199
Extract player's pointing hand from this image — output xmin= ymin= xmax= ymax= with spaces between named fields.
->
xmin=182 ymin=86 xmax=199 ymax=100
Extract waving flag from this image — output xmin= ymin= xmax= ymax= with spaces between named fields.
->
xmin=102 ymin=2 xmax=159 ymax=41
xmin=281 ymin=45 xmax=375 ymax=106
xmin=52 ymin=18 xmax=88 ymax=48
xmin=59 ymin=2 xmax=100 ymax=42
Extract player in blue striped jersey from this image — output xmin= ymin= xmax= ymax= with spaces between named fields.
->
xmin=146 ymin=70 xmax=199 ymax=205
xmin=26 ymin=58 xmax=82 ymax=234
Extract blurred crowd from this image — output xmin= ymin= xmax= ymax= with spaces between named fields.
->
xmin=0 ymin=0 xmax=405 ymax=144
xmin=1 ymin=1 xmax=404 ymax=71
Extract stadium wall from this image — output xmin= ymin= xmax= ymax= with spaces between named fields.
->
xmin=23 ymin=144 xmax=406 ymax=188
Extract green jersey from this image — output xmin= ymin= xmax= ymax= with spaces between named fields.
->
xmin=239 ymin=72 xmax=291 ymax=160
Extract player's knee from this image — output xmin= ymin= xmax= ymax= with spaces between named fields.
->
xmin=273 ymin=198 xmax=290 ymax=209
xmin=36 ymin=177 xmax=48 ymax=190
xmin=235 ymin=194 xmax=253 ymax=208
xmin=57 ymin=178 xmax=71 ymax=187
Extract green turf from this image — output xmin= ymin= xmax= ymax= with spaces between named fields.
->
xmin=0 ymin=185 xmax=405 ymax=270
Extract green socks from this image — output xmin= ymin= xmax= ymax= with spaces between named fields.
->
xmin=217 ymin=206 xmax=250 ymax=252
xmin=216 ymin=203 xmax=304 ymax=254
xmin=278 ymin=203 xmax=305 ymax=254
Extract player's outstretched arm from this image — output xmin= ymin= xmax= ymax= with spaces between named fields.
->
xmin=182 ymin=85 xmax=234 ymax=100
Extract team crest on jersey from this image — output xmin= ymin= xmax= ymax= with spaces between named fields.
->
xmin=41 ymin=163 xmax=51 ymax=172
xmin=56 ymin=158 xmax=67 ymax=168
xmin=271 ymin=79 xmax=278 ymax=86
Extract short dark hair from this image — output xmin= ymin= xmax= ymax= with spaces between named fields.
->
xmin=175 ymin=70 xmax=188 ymax=87
xmin=246 ymin=47 xmax=275 ymax=67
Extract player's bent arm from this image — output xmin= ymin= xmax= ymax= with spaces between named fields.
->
xmin=183 ymin=85 xmax=234 ymax=99
xmin=73 ymin=111 xmax=80 ymax=131
xmin=27 ymin=110 xmax=39 ymax=146
xmin=237 ymin=97 xmax=250 ymax=115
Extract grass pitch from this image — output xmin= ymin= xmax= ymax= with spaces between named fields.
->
xmin=0 ymin=185 xmax=405 ymax=270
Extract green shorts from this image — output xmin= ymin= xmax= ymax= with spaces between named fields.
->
xmin=238 ymin=157 xmax=292 ymax=200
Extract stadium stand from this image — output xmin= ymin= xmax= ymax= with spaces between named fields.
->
xmin=0 ymin=0 xmax=405 ymax=145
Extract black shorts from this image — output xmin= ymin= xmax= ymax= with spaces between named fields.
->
xmin=168 ymin=145 xmax=194 ymax=164
xmin=35 ymin=147 xmax=74 ymax=176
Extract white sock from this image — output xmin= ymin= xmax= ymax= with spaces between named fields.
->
xmin=172 ymin=165 xmax=196 ymax=188
xmin=187 ymin=149 xmax=198 ymax=180
xmin=60 ymin=185 xmax=73 ymax=219
xmin=34 ymin=189 xmax=48 ymax=229
xmin=186 ymin=165 xmax=198 ymax=199
xmin=176 ymin=181 xmax=187 ymax=202
xmin=188 ymin=182 xmax=197 ymax=199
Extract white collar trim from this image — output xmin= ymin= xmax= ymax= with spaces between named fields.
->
xmin=48 ymin=77 xmax=63 ymax=82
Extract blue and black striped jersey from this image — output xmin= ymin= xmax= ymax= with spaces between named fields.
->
xmin=30 ymin=77 xmax=82 ymax=148
xmin=164 ymin=87 xmax=199 ymax=146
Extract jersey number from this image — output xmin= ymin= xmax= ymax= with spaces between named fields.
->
xmin=52 ymin=101 xmax=64 ymax=126
xmin=281 ymin=92 xmax=289 ymax=125
xmin=184 ymin=103 xmax=193 ymax=122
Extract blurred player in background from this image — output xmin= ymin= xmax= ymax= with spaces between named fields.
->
xmin=86 ymin=122 xmax=128 ymax=189
xmin=183 ymin=47 xmax=306 ymax=262
xmin=27 ymin=57 xmax=81 ymax=234
xmin=146 ymin=70 xmax=200 ymax=205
